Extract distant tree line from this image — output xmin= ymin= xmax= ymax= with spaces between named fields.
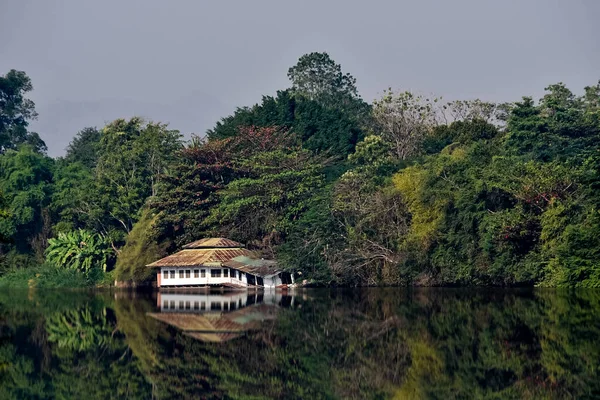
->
xmin=1 ymin=52 xmax=599 ymax=286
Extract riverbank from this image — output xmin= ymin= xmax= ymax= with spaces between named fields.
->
xmin=0 ymin=264 xmax=112 ymax=289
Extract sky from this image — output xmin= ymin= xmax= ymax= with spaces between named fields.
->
xmin=1 ymin=0 xmax=599 ymax=157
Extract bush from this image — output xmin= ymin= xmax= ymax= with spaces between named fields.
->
xmin=0 ymin=263 xmax=110 ymax=289
xmin=114 ymin=208 xmax=171 ymax=283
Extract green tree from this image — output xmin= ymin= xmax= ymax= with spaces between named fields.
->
xmin=288 ymin=52 xmax=360 ymax=106
xmin=0 ymin=191 xmax=10 ymax=243
xmin=0 ymin=70 xmax=46 ymax=154
xmin=114 ymin=208 xmax=172 ymax=282
xmin=0 ymin=145 xmax=54 ymax=256
xmin=64 ymin=127 xmax=101 ymax=169
xmin=207 ymin=146 xmax=326 ymax=252
xmin=152 ymin=136 xmax=240 ymax=247
xmin=208 ymin=90 xmax=365 ymax=158
xmin=93 ymin=117 xmax=182 ymax=235
xmin=50 ymin=160 xmax=96 ymax=233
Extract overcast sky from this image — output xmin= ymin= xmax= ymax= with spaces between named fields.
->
xmin=1 ymin=0 xmax=599 ymax=156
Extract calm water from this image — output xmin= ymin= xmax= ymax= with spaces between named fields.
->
xmin=0 ymin=289 xmax=599 ymax=399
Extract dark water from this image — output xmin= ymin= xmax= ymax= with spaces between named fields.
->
xmin=0 ymin=289 xmax=599 ymax=399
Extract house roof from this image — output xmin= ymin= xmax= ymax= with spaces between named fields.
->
xmin=222 ymin=255 xmax=280 ymax=277
xmin=147 ymin=248 xmax=255 ymax=268
xmin=182 ymin=238 xmax=244 ymax=249
xmin=147 ymin=237 xmax=253 ymax=268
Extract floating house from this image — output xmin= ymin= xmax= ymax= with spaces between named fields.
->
xmin=147 ymin=237 xmax=294 ymax=289
xmin=147 ymin=291 xmax=295 ymax=342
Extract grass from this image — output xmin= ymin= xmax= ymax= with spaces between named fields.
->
xmin=0 ymin=263 xmax=113 ymax=289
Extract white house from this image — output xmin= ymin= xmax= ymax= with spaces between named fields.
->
xmin=146 ymin=238 xmax=294 ymax=289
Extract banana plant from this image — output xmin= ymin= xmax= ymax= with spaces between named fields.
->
xmin=46 ymin=229 xmax=113 ymax=273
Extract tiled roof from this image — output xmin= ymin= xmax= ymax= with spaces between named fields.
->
xmin=147 ymin=248 xmax=255 ymax=268
xmin=222 ymin=256 xmax=280 ymax=277
xmin=182 ymin=238 xmax=244 ymax=249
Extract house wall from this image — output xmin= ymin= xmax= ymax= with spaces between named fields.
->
xmin=158 ymin=267 xmax=284 ymax=288
xmin=160 ymin=266 xmax=248 ymax=287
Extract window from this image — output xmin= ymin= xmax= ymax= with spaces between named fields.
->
xmin=201 ymin=302 xmax=206 ymax=310
xmin=179 ymin=270 xmax=184 ymax=279
xmin=201 ymin=269 xmax=206 ymax=278
xmin=194 ymin=301 xmax=199 ymax=310
xmin=170 ymin=270 xmax=175 ymax=279
xmin=231 ymin=269 xmax=236 ymax=279
xmin=163 ymin=270 xmax=168 ymax=279
xmin=223 ymin=269 xmax=229 ymax=278
xmin=238 ymin=271 xmax=242 ymax=280
xmin=211 ymin=302 xmax=222 ymax=310
xmin=230 ymin=301 xmax=236 ymax=310
xmin=185 ymin=270 xmax=191 ymax=279
xmin=179 ymin=301 xmax=184 ymax=309
xmin=163 ymin=300 xmax=168 ymax=309
xmin=170 ymin=301 xmax=175 ymax=309
xmin=194 ymin=269 xmax=199 ymax=278
xmin=185 ymin=301 xmax=191 ymax=310
xmin=211 ymin=269 xmax=222 ymax=278
xmin=223 ymin=302 xmax=229 ymax=311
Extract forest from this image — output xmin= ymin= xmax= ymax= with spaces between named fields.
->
xmin=1 ymin=52 xmax=599 ymax=287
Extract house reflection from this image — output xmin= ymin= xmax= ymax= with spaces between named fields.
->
xmin=147 ymin=291 xmax=295 ymax=342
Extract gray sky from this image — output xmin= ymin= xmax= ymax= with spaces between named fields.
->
xmin=1 ymin=0 xmax=599 ymax=156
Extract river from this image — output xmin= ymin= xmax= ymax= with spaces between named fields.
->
xmin=0 ymin=288 xmax=598 ymax=399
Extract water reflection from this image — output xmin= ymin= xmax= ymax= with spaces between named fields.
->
xmin=0 ymin=289 xmax=599 ymax=399
xmin=149 ymin=292 xmax=296 ymax=342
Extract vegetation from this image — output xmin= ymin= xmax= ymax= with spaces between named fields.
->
xmin=45 ymin=229 xmax=113 ymax=273
xmin=0 ymin=56 xmax=599 ymax=287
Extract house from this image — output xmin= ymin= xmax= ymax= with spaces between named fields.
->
xmin=146 ymin=237 xmax=295 ymax=289
xmin=147 ymin=291 xmax=296 ymax=342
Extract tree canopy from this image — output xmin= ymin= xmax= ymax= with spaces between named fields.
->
xmin=0 ymin=70 xmax=46 ymax=154
xmin=0 ymin=58 xmax=599 ymax=288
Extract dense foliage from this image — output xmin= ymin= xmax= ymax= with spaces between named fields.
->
xmin=46 ymin=229 xmax=113 ymax=273
xmin=0 ymin=53 xmax=599 ymax=286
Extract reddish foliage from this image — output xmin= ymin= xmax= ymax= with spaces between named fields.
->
xmin=228 ymin=126 xmax=297 ymax=154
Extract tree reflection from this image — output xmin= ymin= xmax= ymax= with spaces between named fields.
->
xmin=0 ymin=289 xmax=598 ymax=399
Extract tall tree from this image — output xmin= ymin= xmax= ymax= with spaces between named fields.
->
xmin=93 ymin=117 xmax=182 ymax=235
xmin=207 ymin=90 xmax=365 ymax=158
xmin=64 ymin=127 xmax=101 ymax=169
xmin=0 ymin=70 xmax=46 ymax=153
xmin=0 ymin=146 xmax=54 ymax=256
xmin=207 ymin=146 xmax=326 ymax=253
xmin=288 ymin=52 xmax=359 ymax=105
xmin=50 ymin=160 xmax=96 ymax=233
xmin=152 ymin=136 xmax=240 ymax=247
xmin=372 ymin=89 xmax=442 ymax=160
